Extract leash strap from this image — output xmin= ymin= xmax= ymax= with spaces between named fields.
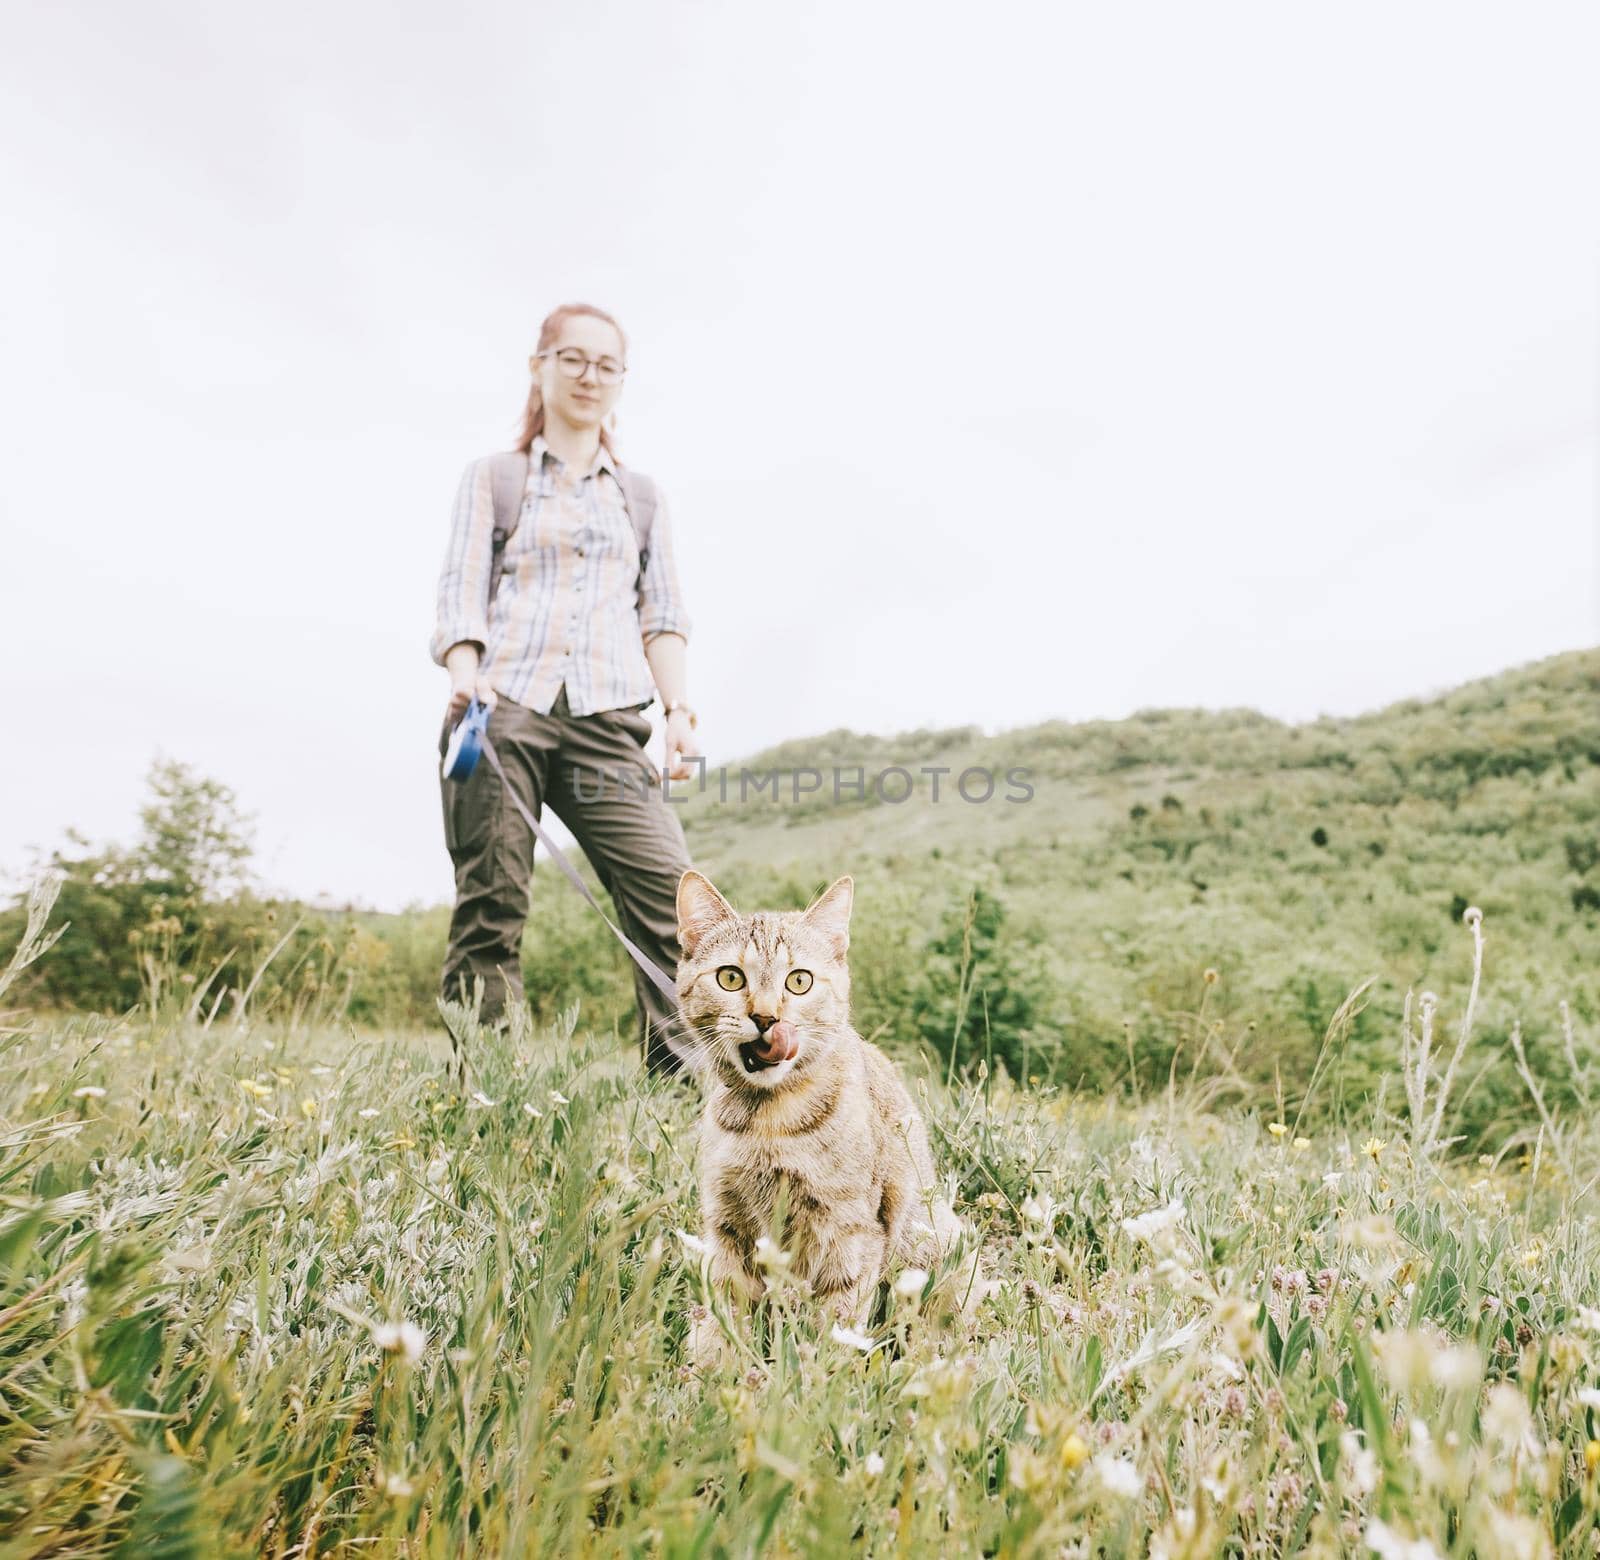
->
xmin=477 ymin=732 xmax=683 ymax=1008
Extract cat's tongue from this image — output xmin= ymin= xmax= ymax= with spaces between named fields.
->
xmin=757 ymin=1020 xmax=798 ymax=1063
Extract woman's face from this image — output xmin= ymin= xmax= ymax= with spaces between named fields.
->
xmin=534 ymin=315 xmax=626 ymax=433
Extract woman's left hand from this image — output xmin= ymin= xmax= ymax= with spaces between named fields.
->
xmin=665 ymin=710 xmax=702 ymax=782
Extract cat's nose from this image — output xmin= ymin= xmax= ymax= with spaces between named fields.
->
xmin=750 ymin=1012 xmax=777 ymax=1034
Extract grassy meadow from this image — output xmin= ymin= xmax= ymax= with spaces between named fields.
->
xmin=5 ymin=875 xmax=1600 ymax=1556
xmin=2 ymin=649 xmax=1599 ymax=1554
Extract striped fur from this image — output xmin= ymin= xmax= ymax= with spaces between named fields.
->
xmin=675 ymin=871 xmax=961 ymax=1364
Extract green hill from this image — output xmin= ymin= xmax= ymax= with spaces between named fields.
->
xmin=344 ymin=649 xmax=1595 ymax=1143
xmin=655 ymin=649 xmax=1598 ymax=1140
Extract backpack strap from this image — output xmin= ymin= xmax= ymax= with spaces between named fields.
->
xmin=616 ymin=465 xmax=657 ymax=584
xmin=486 ymin=451 xmax=531 ymax=603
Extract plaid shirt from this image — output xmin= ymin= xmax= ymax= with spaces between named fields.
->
xmin=430 ymin=434 xmax=692 ymax=716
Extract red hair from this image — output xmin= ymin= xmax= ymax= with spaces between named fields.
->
xmin=515 ymin=302 xmax=628 ymax=456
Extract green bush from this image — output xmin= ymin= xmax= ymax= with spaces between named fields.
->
xmin=909 ymin=885 xmax=1051 ymax=1084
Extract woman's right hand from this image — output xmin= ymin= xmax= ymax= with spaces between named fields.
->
xmin=444 ymin=643 xmax=497 ymax=723
xmin=445 ymin=674 xmax=498 ymax=723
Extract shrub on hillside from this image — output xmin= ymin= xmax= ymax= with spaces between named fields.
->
xmin=909 ymin=885 xmax=1052 ymax=1083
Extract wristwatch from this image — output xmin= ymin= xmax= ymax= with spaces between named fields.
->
xmin=663 ymin=700 xmax=698 ymax=729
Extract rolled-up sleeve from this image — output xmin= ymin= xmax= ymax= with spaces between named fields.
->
xmin=637 ymin=481 xmax=692 ymax=644
xmin=429 ymin=458 xmax=495 ymax=666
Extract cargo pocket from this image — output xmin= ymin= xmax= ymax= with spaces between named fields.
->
xmin=439 ymin=711 xmax=497 ymax=865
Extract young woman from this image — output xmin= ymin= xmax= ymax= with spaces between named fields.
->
xmin=430 ymin=302 xmax=703 ymax=1075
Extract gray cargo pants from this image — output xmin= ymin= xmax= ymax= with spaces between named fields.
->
xmin=437 ymin=685 xmax=693 ymax=1075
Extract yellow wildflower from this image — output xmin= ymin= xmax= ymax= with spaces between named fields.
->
xmin=1267 ymin=1122 xmax=1288 ymax=1139
xmin=300 ymin=1098 xmax=318 ymax=1119
xmin=1586 ymin=1441 xmax=1600 ymax=1475
xmin=1362 ymin=1137 xmax=1385 ymax=1162
xmin=1060 ymin=1431 xmax=1089 ymax=1471
xmin=1293 ymin=1137 xmax=1312 ymax=1152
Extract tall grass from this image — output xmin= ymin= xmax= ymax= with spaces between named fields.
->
xmin=3 ymin=883 xmax=1599 ymax=1556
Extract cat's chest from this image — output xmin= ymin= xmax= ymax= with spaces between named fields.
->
xmin=708 ymin=1119 xmax=873 ymax=1219
xmin=716 ymin=1155 xmax=873 ymax=1255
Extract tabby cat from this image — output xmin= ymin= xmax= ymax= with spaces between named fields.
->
xmin=675 ymin=869 xmax=962 ymax=1364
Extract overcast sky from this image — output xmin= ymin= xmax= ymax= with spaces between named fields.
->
xmin=3 ymin=0 xmax=1596 ymax=912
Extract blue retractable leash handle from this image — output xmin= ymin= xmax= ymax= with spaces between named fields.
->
xmin=441 ymin=698 xmax=489 ymax=781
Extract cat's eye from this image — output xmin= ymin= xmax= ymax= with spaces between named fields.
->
xmin=716 ymin=966 xmax=746 ymax=991
xmin=785 ymin=969 xmax=813 ymax=995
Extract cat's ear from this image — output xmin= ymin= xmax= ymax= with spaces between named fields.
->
xmin=800 ymin=875 xmax=853 ymax=958
xmin=677 ymin=869 xmax=737 ymax=958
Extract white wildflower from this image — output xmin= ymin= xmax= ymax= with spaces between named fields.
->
xmin=1407 ymin=1417 xmax=1446 ymax=1488
xmin=675 ymin=1229 xmax=709 ymax=1257
xmin=371 ymin=1319 xmax=426 ymax=1366
xmin=864 ymin=1451 xmax=885 ymax=1478
xmin=380 ymin=1470 xmax=415 ymax=1498
xmin=1482 ymin=1381 xmax=1535 ymax=1451
xmin=1019 ymin=1191 xmax=1058 ymax=1229
xmin=523 ymin=1102 xmax=543 ymax=1118
xmin=358 ymin=1107 xmax=380 ymax=1119
xmin=469 ymin=1091 xmax=496 ymax=1108
xmin=1575 ymin=1305 xmax=1600 ymax=1333
xmin=830 ymin=1323 xmax=875 ymax=1352
xmin=1576 ymin=1387 xmax=1600 ymax=1409
xmin=1365 ymin=1517 xmax=1443 ymax=1560
xmin=1480 ymin=1509 xmax=1546 ymax=1560
xmin=754 ymin=1236 xmax=792 ymax=1268
xmin=893 ymin=1267 xmax=929 ymax=1300
xmin=1428 ymin=1343 xmax=1480 ymax=1392
xmin=73 ymin=1086 xmax=108 ymax=1099
xmin=1339 ymin=1430 xmax=1378 ymax=1497
xmin=550 ymin=1089 xmax=570 ymax=1106
xmin=1322 ymin=1171 xmax=1343 ymax=1191
xmin=1372 ymin=1330 xmax=1432 ymax=1392
xmin=1120 ymin=1199 xmax=1185 ymax=1246
xmin=1094 ymin=1454 xmax=1143 ymax=1498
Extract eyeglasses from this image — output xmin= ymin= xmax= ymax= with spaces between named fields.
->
xmin=538 ymin=347 xmax=627 ymax=385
